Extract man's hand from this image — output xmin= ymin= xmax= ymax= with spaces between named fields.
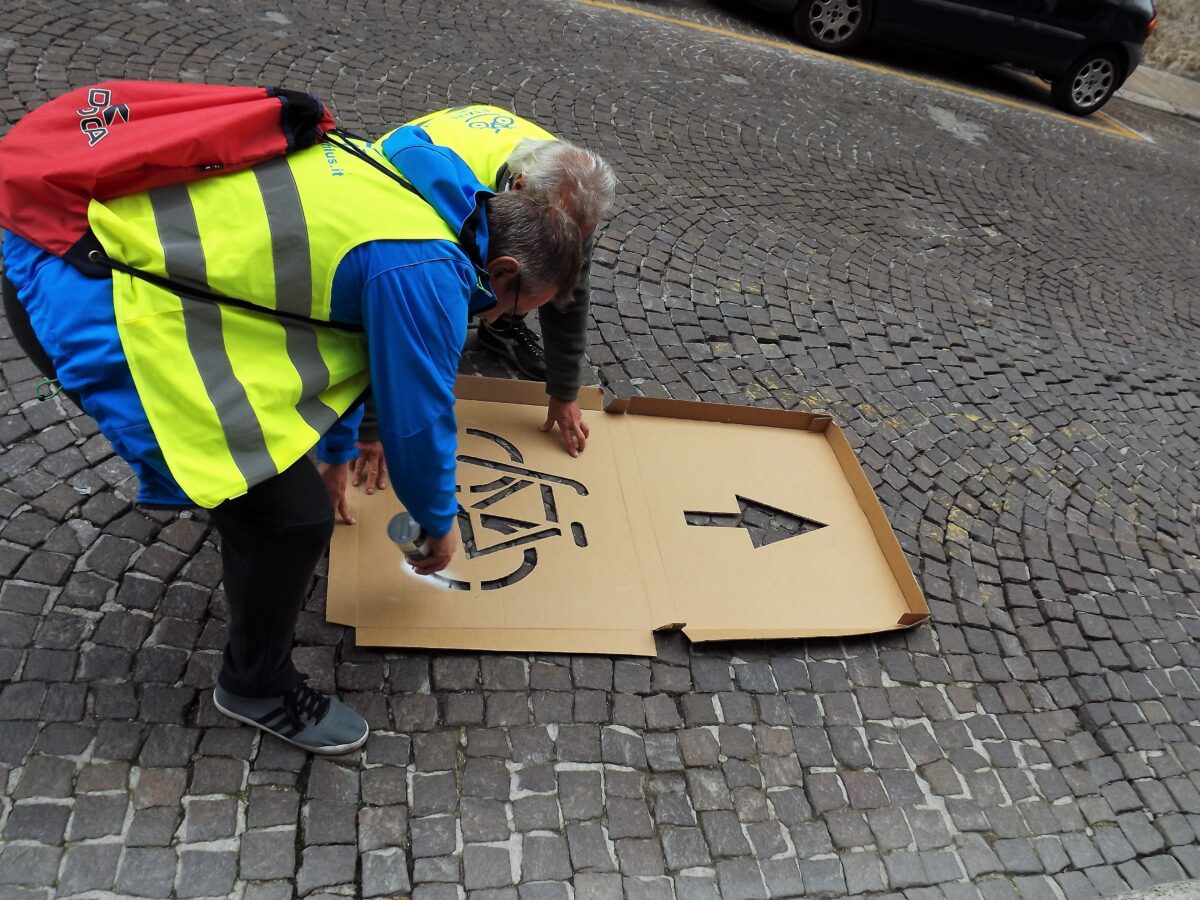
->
xmin=352 ymin=440 xmax=387 ymax=494
xmin=317 ymin=461 xmax=356 ymax=525
xmin=410 ymin=528 xmax=458 ymax=576
xmin=540 ymin=397 xmax=589 ymax=457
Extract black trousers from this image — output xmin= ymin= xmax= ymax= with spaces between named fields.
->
xmin=209 ymin=458 xmax=333 ymax=697
xmin=4 ymin=272 xmax=332 ymax=698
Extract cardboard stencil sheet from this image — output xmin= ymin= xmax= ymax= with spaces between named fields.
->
xmin=327 ymin=376 xmax=929 ymax=655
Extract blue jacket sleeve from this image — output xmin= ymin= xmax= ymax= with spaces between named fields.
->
xmin=379 ymin=409 xmax=459 ymax=538
xmin=315 ymin=404 xmax=364 ymax=464
xmin=361 ymin=245 xmax=472 ymax=538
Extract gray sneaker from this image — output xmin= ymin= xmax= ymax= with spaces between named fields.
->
xmin=213 ymin=681 xmax=369 ymax=755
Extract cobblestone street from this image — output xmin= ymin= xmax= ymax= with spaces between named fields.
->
xmin=1 ymin=0 xmax=1199 ymax=897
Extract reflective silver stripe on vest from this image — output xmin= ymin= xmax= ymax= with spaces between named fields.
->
xmin=148 ymin=183 xmax=279 ymax=489
xmin=252 ymin=158 xmax=340 ymax=437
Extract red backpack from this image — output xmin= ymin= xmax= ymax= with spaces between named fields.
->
xmin=0 ymin=81 xmax=335 ymax=275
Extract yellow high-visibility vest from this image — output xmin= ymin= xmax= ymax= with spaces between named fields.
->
xmin=394 ymin=105 xmax=557 ymax=190
xmin=88 ymin=139 xmax=461 ymax=507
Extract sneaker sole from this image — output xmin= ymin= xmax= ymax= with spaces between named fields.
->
xmin=212 ymin=692 xmax=369 ymax=756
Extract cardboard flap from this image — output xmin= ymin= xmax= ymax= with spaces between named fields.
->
xmin=456 ymin=374 xmax=606 ymax=410
xmin=610 ymin=394 xmax=832 ymax=431
xmin=618 ymin=411 xmax=919 ymax=640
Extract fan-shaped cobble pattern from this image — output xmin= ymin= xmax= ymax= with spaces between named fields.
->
xmin=1 ymin=0 xmax=1198 ymax=897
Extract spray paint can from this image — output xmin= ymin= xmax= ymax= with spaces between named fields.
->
xmin=387 ymin=512 xmax=430 ymax=563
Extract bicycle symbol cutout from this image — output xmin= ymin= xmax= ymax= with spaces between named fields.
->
xmin=432 ymin=429 xmax=588 ymax=591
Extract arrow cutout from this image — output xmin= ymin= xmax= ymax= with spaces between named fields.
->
xmin=684 ymin=495 xmax=827 ymax=549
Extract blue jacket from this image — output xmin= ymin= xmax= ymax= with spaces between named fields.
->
xmin=2 ymin=126 xmax=496 ymax=538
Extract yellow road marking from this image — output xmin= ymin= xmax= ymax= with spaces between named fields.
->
xmin=578 ymin=0 xmax=1145 ymax=142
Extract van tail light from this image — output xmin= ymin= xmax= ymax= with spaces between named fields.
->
xmin=1147 ymin=11 xmax=1158 ymax=38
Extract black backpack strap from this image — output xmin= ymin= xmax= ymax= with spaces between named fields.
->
xmin=85 ymin=248 xmax=364 ymax=333
xmin=325 ymin=130 xmax=490 ymax=274
xmin=324 ymin=130 xmax=420 ymax=197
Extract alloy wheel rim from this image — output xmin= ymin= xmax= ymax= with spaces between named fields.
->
xmin=1071 ymin=58 xmax=1115 ymax=109
xmin=809 ymin=0 xmax=863 ymax=44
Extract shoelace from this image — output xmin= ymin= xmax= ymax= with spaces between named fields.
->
xmin=509 ymin=320 xmax=545 ymax=358
xmin=281 ymin=681 xmax=331 ymax=733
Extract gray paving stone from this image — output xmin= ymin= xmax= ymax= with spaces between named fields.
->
xmin=602 ymin=726 xmax=648 ymax=768
xmin=362 ymin=848 xmax=412 ymax=897
xmin=66 ymin=793 xmax=127 ymax=840
xmin=126 ymin=806 xmax=181 ymax=847
xmin=359 ymin=805 xmax=408 ymax=852
xmin=842 ymin=850 xmax=887 ymax=894
xmin=303 ymin=798 xmax=358 ymax=845
xmin=412 ymin=771 xmax=459 ymax=815
xmin=414 ymin=731 xmax=459 ymax=771
xmin=559 ymin=769 xmax=604 ymax=820
xmin=412 ymin=886 xmax=461 ymax=900
xmin=661 ymin=825 xmax=712 ymax=870
xmin=181 ymin=797 xmax=237 ymax=842
xmin=994 ymin=837 xmax=1042 ymax=874
xmin=673 ymin=874 xmax=720 ymax=900
xmin=556 ymin=724 xmax=601 ymax=762
xmin=714 ymin=859 xmax=768 ymax=900
xmin=567 ymin=822 xmax=618 ymax=872
xmin=464 ymin=844 xmax=513 ymax=889
xmin=701 ymin=809 xmax=752 ymax=858
xmin=655 ymin=792 xmax=697 ymax=827
xmin=2 ymin=802 xmax=70 ymax=844
xmin=58 ymin=842 xmax=121 ymax=894
xmin=574 ymin=873 xmax=623 ymax=900
xmin=239 ymin=829 xmax=297 ymax=880
xmin=522 ymin=833 xmax=573 ymax=881
xmin=514 ymin=795 xmax=561 ymax=832
xmin=364 ymin=732 xmax=411 ymax=767
xmin=686 ymin=768 xmax=733 ymax=811
xmin=758 ymin=857 xmax=802 ymax=897
xmin=461 ymin=798 xmax=510 ymax=843
xmin=176 ymin=849 xmax=238 ymax=898
xmin=798 ymin=857 xmax=846 ymax=896
xmin=297 ymin=845 xmax=357 ymax=895
xmin=413 ymin=854 xmax=460 ymax=883
xmin=607 ymin=797 xmax=654 ymax=839
xmin=361 ymin=765 xmax=408 ymax=806
xmin=247 ymin=786 xmax=300 ymax=828
xmin=115 ymin=847 xmax=177 ymax=899
xmin=1094 ymin=825 xmax=1138 ymax=864
xmin=0 ymin=845 xmax=62 ymax=887
xmin=412 ymin=814 xmax=458 ymax=858
xmin=519 ymin=882 xmax=571 ymax=900
xmin=614 ymin=837 xmax=666 ymax=876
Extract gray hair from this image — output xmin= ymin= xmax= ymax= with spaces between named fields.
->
xmin=487 ymin=190 xmax=583 ymax=303
xmin=506 ymin=139 xmax=617 ymax=232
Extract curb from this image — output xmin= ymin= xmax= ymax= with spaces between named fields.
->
xmin=1108 ymin=881 xmax=1200 ymax=899
xmin=1116 ymin=89 xmax=1200 ymax=123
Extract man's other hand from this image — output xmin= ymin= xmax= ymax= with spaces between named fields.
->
xmin=352 ymin=440 xmax=387 ymax=493
xmin=318 ymin=461 xmax=356 ymax=525
xmin=540 ymin=397 xmax=589 ymax=457
xmin=411 ymin=528 xmax=458 ymax=576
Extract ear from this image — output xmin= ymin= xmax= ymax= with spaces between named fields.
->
xmin=487 ymin=255 xmax=520 ymax=281
xmin=512 ymin=173 xmax=526 ymax=191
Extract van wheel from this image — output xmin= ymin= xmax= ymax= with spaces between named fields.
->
xmin=1052 ymin=49 xmax=1122 ymax=115
xmin=794 ymin=0 xmax=872 ymax=52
